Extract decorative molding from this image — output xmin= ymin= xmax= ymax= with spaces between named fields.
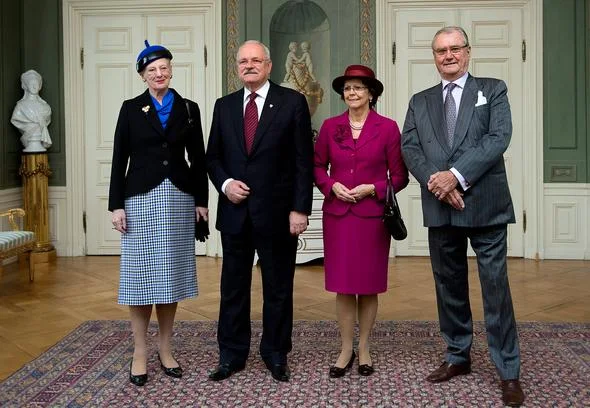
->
xmin=543 ymin=183 xmax=590 ymax=260
xmin=226 ymin=0 xmax=240 ymax=92
xmin=19 ymin=161 xmax=53 ymax=178
xmin=360 ymin=0 xmax=373 ymax=66
xmin=549 ymin=164 xmax=577 ymax=182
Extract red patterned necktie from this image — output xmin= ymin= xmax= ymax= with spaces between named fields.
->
xmin=244 ymin=93 xmax=258 ymax=154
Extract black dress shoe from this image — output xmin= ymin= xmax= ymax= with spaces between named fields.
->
xmin=329 ymin=351 xmax=356 ymax=378
xmin=158 ymin=354 xmax=183 ymax=379
xmin=129 ymin=363 xmax=148 ymax=386
xmin=358 ymin=364 xmax=374 ymax=376
xmin=264 ymin=361 xmax=290 ymax=382
xmin=208 ymin=363 xmax=245 ymax=381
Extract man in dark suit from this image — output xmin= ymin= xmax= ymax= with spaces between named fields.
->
xmin=401 ymin=26 xmax=525 ymax=406
xmin=206 ymin=40 xmax=314 ymax=382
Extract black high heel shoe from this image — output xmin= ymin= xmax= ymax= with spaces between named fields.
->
xmin=129 ymin=362 xmax=148 ymax=386
xmin=158 ymin=354 xmax=183 ymax=379
xmin=329 ymin=351 xmax=356 ymax=378
xmin=358 ymin=363 xmax=374 ymax=376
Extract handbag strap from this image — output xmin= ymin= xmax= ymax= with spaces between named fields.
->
xmin=386 ymin=177 xmax=400 ymax=207
xmin=386 ymin=177 xmax=394 ymax=204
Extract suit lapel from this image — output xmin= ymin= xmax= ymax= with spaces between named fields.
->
xmin=232 ymin=89 xmax=247 ymax=156
xmin=354 ymin=110 xmax=380 ymax=150
xmin=452 ymin=75 xmax=477 ymax=152
xmin=137 ymin=90 xmax=165 ymax=137
xmin=426 ymin=83 xmax=450 ymax=154
xmin=250 ymin=82 xmax=281 ymax=155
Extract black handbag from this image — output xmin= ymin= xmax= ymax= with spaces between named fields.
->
xmin=184 ymin=99 xmax=209 ymax=242
xmin=383 ymin=177 xmax=407 ymax=240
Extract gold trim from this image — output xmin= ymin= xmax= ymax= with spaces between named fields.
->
xmin=18 ymin=161 xmax=53 ymax=178
xmin=227 ymin=0 xmax=240 ymax=93
xmin=360 ymin=0 xmax=372 ymax=65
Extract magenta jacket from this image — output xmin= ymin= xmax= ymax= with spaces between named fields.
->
xmin=314 ymin=109 xmax=409 ymax=217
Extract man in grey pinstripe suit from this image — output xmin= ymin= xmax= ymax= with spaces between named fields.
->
xmin=401 ymin=26 xmax=525 ymax=407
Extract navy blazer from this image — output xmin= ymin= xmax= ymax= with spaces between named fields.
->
xmin=401 ymin=74 xmax=515 ymax=227
xmin=206 ymin=81 xmax=314 ymax=234
xmin=108 ymin=88 xmax=208 ymax=211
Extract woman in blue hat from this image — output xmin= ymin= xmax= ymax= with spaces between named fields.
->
xmin=108 ymin=41 xmax=209 ymax=386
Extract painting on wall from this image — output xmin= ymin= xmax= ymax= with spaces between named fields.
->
xmin=226 ymin=0 xmax=375 ymax=135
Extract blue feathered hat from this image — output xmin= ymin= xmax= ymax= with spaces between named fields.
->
xmin=136 ymin=40 xmax=173 ymax=73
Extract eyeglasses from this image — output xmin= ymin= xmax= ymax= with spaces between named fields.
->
xmin=145 ymin=66 xmax=170 ymax=77
xmin=237 ymin=58 xmax=268 ymax=66
xmin=433 ymin=44 xmax=469 ymax=57
xmin=342 ymin=85 xmax=368 ymax=93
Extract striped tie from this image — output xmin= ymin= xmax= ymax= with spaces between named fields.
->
xmin=444 ymin=83 xmax=457 ymax=148
xmin=244 ymin=93 xmax=258 ymax=155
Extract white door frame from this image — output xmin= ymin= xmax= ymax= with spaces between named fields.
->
xmin=62 ymin=0 xmax=222 ymax=256
xmin=376 ymin=0 xmax=543 ymax=259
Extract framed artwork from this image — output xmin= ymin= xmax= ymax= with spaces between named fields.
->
xmin=226 ymin=0 xmax=375 ymax=133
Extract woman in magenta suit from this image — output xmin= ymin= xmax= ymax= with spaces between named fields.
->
xmin=314 ymin=65 xmax=409 ymax=377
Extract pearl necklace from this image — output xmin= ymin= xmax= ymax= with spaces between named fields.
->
xmin=349 ymin=120 xmax=364 ymax=131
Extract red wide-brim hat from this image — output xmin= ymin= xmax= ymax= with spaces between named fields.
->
xmin=332 ymin=64 xmax=384 ymax=97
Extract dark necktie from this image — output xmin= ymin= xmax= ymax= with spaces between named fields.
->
xmin=244 ymin=93 xmax=258 ymax=154
xmin=444 ymin=83 xmax=457 ymax=148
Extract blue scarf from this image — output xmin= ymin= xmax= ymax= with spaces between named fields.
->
xmin=151 ymin=91 xmax=174 ymax=129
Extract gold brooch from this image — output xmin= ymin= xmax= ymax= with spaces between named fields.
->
xmin=142 ymin=105 xmax=150 ymax=113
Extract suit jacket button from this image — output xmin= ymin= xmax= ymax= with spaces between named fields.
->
xmin=163 ymin=160 xmax=169 ymax=166
xmin=162 ymin=142 xmax=168 ymax=148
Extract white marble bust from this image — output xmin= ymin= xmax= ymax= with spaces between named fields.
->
xmin=11 ymin=70 xmax=52 ymax=152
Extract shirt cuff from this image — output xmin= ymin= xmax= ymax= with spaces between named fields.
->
xmin=450 ymin=168 xmax=470 ymax=191
xmin=221 ymin=178 xmax=234 ymax=195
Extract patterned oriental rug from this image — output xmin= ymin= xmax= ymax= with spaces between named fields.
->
xmin=1 ymin=321 xmax=588 ymax=407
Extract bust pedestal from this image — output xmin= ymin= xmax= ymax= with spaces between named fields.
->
xmin=19 ymin=153 xmax=56 ymax=266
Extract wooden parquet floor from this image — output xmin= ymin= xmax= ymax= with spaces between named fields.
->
xmin=0 ymin=256 xmax=588 ymax=380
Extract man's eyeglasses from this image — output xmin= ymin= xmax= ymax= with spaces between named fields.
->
xmin=342 ymin=85 xmax=368 ymax=93
xmin=237 ymin=58 xmax=268 ymax=66
xmin=433 ymin=44 xmax=469 ymax=57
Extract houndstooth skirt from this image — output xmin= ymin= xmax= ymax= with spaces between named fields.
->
xmin=118 ymin=178 xmax=197 ymax=305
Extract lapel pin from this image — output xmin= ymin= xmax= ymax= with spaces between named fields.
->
xmin=142 ymin=105 xmax=150 ymax=114
xmin=269 ymin=104 xmax=274 ymax=108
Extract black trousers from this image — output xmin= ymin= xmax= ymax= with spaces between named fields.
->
xmin=217 ymin=217 xmax=298 ymax=366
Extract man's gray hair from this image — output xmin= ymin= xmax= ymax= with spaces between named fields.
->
xmin=431 ymin=26 xmax=470 ymax=49
xmin=236 ymin=40 xmax=271 ymax=61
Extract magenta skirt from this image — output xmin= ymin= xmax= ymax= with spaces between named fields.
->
xmin=323 ymin=212 xmax=391 ymax=295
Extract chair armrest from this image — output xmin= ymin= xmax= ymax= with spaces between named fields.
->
xmin=0 ymin=208 xmax=26 ymax=231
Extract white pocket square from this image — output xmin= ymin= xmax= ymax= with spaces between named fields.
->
xmin=475 ymin=91 xmax=487 ymax=107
